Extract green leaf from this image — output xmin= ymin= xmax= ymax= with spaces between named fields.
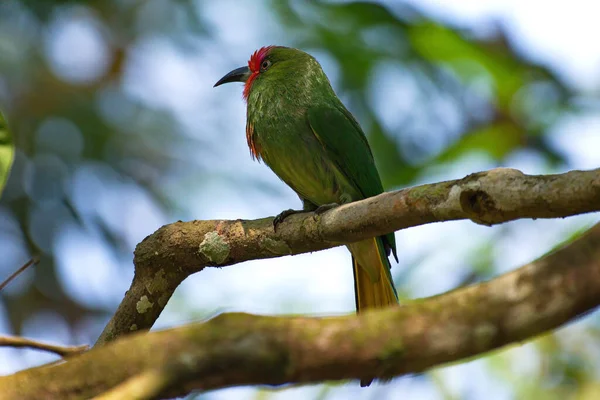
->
xmin=0 ymin=112 xmax=14 ymax=197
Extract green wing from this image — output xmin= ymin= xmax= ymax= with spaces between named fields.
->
xmin=307 ymin=103 xmax=397 ymax=259
xmin=0 ymin=112 xmax=14 ymax=198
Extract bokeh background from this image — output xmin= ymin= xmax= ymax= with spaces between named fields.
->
xmin=1 ymin=0 xmax=599 ymax=399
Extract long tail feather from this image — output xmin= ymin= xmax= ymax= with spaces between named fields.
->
xmin=349 ymin=237 xmax=398 ymax=312
xmin=348 ymin=237 xmax=398 ymax=387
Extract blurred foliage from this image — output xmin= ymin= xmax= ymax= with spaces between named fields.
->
xmin=0 ymin=112 xmax=14 ymax=196
xmin=0 ymin=0 xmax=213 ymax=335
xmin=0 ymin=0 xmax=598 ymax=399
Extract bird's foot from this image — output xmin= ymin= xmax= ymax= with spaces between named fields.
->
xmin=273 ymin=209 xmax=305 ymax=231
xmin=273 ymin=203 xmax=340 ymax=231
xmin=314 ymin=202 xmax=339 ymax=215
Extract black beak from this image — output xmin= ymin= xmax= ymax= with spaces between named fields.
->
xmin=214 ymin=66 xmax=251 ymax=87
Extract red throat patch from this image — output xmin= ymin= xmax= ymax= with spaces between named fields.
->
xmin=245 ymin=121 xmax=261 ymax=160
xmin=244 ymin=46 xmax=274 ymax=160
xmin=243 ymin=46 xmax=274 ymax=101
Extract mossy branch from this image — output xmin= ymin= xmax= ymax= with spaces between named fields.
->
xmin=3 ymin=223 xmax=600 ymax=399
xmin=96 ymin=167 xmax=600 ymax=345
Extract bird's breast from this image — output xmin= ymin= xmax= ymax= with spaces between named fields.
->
xmin=251 ymin=111 xmax=359 ymax=206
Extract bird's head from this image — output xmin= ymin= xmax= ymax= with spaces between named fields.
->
xmin=214 ymin=46 xmax=320 ymax=101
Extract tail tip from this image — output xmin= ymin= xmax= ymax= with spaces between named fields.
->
xmin=360 ymin=378 xmax=373 ymax=387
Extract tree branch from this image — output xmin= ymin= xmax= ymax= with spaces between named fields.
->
xmin=0 ymin=336 xmax=88 ymax=357
xmin=4 ymin=222 xmax=600 ymax=399
xmin=97 ymin=167 xmax=600 ymax=345
xmin=0 ymin=257 xmax=39 ymax=291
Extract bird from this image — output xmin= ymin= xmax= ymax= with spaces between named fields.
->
xmin=215 ymin=47 xmax=399 ymax=384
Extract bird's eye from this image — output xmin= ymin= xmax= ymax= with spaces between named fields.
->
xmin=260 ymin=59 xmax=271 ymax=72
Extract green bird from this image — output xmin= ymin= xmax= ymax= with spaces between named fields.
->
xmin=215 ymin=46 xmax=398 ymax=317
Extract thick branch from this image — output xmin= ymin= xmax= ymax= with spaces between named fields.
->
xmin=97 ymin=167 xmax=600 ymax=344
xmin=92 ymin=369 xmax=178 ymax=400
xmin=5 ymin=222 xmax=600 ymax=399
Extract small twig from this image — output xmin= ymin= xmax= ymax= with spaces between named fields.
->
xmin=0 ymin=256 xmax=40 ymax=291
xmin=0 ymin=335 xmax=89 ymax=357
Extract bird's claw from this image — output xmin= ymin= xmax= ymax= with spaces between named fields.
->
xmin=273 ymin=203 xmax=340 ymax=231
xmin=273 ymin=209 xmax=304 ymax=231
xmin=314 ymin=202 xmax=339 ymax=215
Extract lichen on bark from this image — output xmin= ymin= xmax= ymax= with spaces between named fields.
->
xmin=199 ymin=231 xmax=230 ymax=264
